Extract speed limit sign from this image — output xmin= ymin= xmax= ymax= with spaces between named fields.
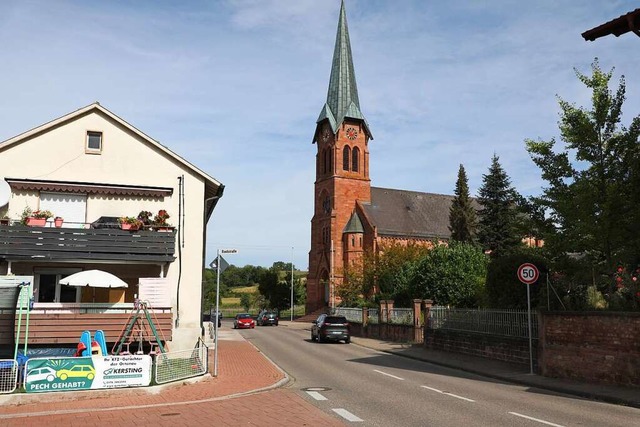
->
xmin=517 ymin=263 xmax=539 ymax=285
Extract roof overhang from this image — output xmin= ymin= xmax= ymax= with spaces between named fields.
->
xmin=582 ymin=8 xmax=640 ymax=41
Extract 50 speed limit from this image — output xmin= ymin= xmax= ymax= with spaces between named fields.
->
xmin=517 ymin=263 xmax=539 ymax=285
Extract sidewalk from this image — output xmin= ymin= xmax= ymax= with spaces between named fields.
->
xmin=283 ymin=320 xmax=640 ymax=409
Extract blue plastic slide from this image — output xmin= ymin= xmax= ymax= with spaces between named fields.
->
xmin=80 ymin=330 xmax=92 ymax=357
xmin=94 ymin=330 xmax=107 ymax=355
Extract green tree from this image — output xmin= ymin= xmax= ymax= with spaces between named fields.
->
xmin=240 ymin=293 xmax=251 ymax=311
xmin=409 ymin=242 xmax=488 ymax=307
xmin=449 ymin=164 xmax=477 ymax=243
xmin=257 ymin=262 xmax=296 ymax=310
xmin=477 ymin=154 xmax=522 ymax=257
xmin=526 ymin=58 xmax=640 ymax=272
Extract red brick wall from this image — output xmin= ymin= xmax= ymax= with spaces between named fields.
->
xmin=539 ymin=312 xmax=640 ymax=387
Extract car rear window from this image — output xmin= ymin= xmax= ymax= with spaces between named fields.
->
xmin=324 ymin=316 xmax=347 ymax=324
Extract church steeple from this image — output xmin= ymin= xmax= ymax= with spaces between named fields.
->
xmin=315 ymin=0 xmax=372 ymax=141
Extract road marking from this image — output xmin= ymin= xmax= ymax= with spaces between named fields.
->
xmin=509 ymin=412 xmax=565 ymax=427
xmin=332 ymin=408 xmax=363 ymax=422
xmin=420 ymin=385 xmax=475 ymax=402
xmin=306 ymin=391 xmax=328 ymax=401
xmin=373 ymin=369 xmax=404 ymax=380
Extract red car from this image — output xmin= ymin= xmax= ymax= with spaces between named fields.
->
xmin=233 ymin=313 xmax=255 ymax=329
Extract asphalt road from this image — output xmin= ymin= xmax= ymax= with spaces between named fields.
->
xmin=240 ymin=323 xmax=640 ymax=427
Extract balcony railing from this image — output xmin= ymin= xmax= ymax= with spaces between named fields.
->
xmin=0 ymin=225 xmax=175 ymax=262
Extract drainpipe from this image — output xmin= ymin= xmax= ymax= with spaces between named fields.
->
xmin=199 ymin=185 xmax=225 ymax=332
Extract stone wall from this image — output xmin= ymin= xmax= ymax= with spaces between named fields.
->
xmin=424 ymin=329 xmax=534 ymax=366
xmin=539 ymin=311 xmax=640 ymax=387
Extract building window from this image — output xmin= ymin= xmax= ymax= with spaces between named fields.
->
xmin=343 ymin=146 xmax=351 ymax=171
xmin=86 ymin=131 xmax=102 ymax=153
xmin=352 ymin=147 xmax=360 ymax=172
xmin=323 ymin=149 xmax=332 ymax=174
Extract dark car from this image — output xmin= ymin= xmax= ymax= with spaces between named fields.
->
xmin=257 ymin=310 xmax=279 ymax=326
xmin=311 ymin=314 xmax=350 ymax=343
xmin=203 ymin=312 xmax=222 ymax=328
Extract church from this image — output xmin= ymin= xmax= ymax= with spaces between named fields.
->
xmin=306 ymin=2 xmax=458 ymax=313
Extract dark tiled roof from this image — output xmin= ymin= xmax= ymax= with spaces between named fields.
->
xmin=361 ymin=187 xmax=477 ymax=240
xmin=582 ymin=8 xmax=640 ymax=41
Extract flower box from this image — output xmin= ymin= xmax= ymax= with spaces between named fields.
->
xmin=26 ymin=217 xmax=47 ymax=227
xmin=121 ymin=223 xmax=140 ymax=231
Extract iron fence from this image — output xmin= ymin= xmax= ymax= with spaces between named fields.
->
xmin=367 ymin=308 xmax=379 ymax=324
xmin=429 ymin=307 xmax=537 ymax=339
xmin=0 ymin=359 xmax=18 ymax=394
xmin=334 ymin=307 xmax=362 ymax=323
xmin=389 ymin=308 xmax=413 ymax=325
xmin=154 ymin=339 xmax=208 ymax=384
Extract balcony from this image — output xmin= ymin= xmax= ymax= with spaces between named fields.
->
xmin=0 ymin=303 xmax=173 ymax=346
xmin=0 ymin=224 xmax=176 ymax=263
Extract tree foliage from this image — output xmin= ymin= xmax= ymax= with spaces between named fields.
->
xmin=409 ymin=242 xmax=488 ymax=307
xmin=257 ymin=261 xmax=300 ymax=311
xmin=526 ymin=58 xmax=640 ymax=273
xmin=485 ymin=250 xmax=547 ymax=309
xmin=477 ymin=154 xmax=522 ymax=257
xmin=449 ymin=164 xmax=478 ymax=243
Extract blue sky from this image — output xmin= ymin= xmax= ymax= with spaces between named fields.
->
xmin=1 ymin=1 xmax=640 ymax=269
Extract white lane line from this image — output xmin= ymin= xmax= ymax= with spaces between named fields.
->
xmin=373 ymin=369 xmax=404 ymax=380
xmin=306 ymin=391 xmax=328 ymax=401
xmin=420 ymin=385 xmax=475 ymax=402
xmin=332 ymin=408 xmax=364 ymax=422
xmin=509 ymin=412 xmax=565 ymax=427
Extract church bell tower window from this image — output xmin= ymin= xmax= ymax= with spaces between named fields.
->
xmin=343 ymin=146 xmax=351 ymax=171
xmin=352 ymin=147 xmax=359 ymax=172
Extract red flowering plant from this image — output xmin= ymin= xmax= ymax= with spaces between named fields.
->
xmin=152 ymin=209 xmax=171 ymax=227
xmin=608 ymin=264 xmax=640 ymax=311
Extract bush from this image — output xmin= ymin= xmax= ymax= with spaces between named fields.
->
xmin=409 ymin=242 xmax=488 ymax=307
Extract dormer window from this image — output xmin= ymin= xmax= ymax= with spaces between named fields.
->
xmin=86 ymin=131 xmax=102 ymax=153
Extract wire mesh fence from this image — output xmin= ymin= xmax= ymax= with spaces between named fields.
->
xmin=429 ymin=307 xmax=537 ymax=339
xmin=0 ymin=359 xmax=18 ymax=394
xmin=154 ymin=339 xmax=208 ymax=384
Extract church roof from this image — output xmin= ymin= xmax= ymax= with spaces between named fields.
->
xmin=316 ymin=1 xmax=372 ymax=139
xmin=343 ymin=211 xmax=364 ymax=234
xmin=361 ymin=187 xmax=478 ymax=240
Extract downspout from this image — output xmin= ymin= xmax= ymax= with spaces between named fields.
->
xmin=175 ymin=176 xmax=184 ymax=328
xmin=200 ymin=184 xmax=225 ymax=331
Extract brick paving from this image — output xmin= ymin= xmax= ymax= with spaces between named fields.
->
xmin=0 ymin=335 xmax=344 ymax=426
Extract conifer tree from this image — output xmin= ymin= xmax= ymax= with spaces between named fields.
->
xmin=449 ymin=164 xmax=477 ymax=243
xmin=477 ymin=155 xmax=521 ymax=256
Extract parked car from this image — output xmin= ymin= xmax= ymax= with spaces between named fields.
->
xmin=203 ymin=311 xmax=222 ymax=328
xmin=311 ymin=314 xmax=350 ymax=343
xmin=233 ymin=313 xmax=255 ymax=329
xmin=257 ymin=310 xmax=279 ymax=326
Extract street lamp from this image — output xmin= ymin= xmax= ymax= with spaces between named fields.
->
xmin=290 ymin=247 xmax=294 ymax=321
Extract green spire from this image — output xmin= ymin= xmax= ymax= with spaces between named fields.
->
xmin=343 ymin=211 xmax=364 ymax=234
xmin=316 ymin=0 xmax=372 ymax=139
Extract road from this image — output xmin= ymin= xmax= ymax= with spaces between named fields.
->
xmin=240 ymin=322 xmax=640 ymax=427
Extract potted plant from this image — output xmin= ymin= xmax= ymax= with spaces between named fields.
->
xmin=137 ymin=210 xmax=153 ymax=228
xmin=153 ymin=209 xmax=173 ymax=231
xmin=0 ymin=207 xmax=8 ymax=225
xmin=25 ymin=209 xmax=53 ymax=227
xmin=118 ymin=216 xmax=142 ymax=231
xmin=54 ymin=216 xmax=64 ymax=228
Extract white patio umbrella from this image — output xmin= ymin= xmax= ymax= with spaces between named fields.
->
xmin=59 ymin=270 xmax=128 ymax=288
xmin=59 ymin=270 xmax=128 ymax=303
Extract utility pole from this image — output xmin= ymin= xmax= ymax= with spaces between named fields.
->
xmin=330 ymin=240 xmax=334 ymax=312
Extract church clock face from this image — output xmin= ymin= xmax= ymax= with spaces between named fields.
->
xmin=346 ymin=127 xmax=358 ymax=140
xmin=322 ymin=129 xmax=331 ymax=142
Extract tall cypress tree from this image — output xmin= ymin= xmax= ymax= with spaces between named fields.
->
xmin=477 ymin=155 xmax=521 ymax=256
xmin=449 ymin=164 xmax=477 ymax=243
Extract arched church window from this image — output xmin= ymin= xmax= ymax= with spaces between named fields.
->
xmin=343 ymin=146 xmax=351 ymax=171
xmin=323 ymin=149 xmax=332 ymax=174
xmin=352 ymin=147 xmax=360 ymax=172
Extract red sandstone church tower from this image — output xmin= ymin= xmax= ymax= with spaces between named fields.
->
xmin=307 ymin=1 xmax=373 ymax=313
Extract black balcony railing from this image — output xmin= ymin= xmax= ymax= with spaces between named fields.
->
xmin=0 ymin=225 xmax=175 ymax=262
